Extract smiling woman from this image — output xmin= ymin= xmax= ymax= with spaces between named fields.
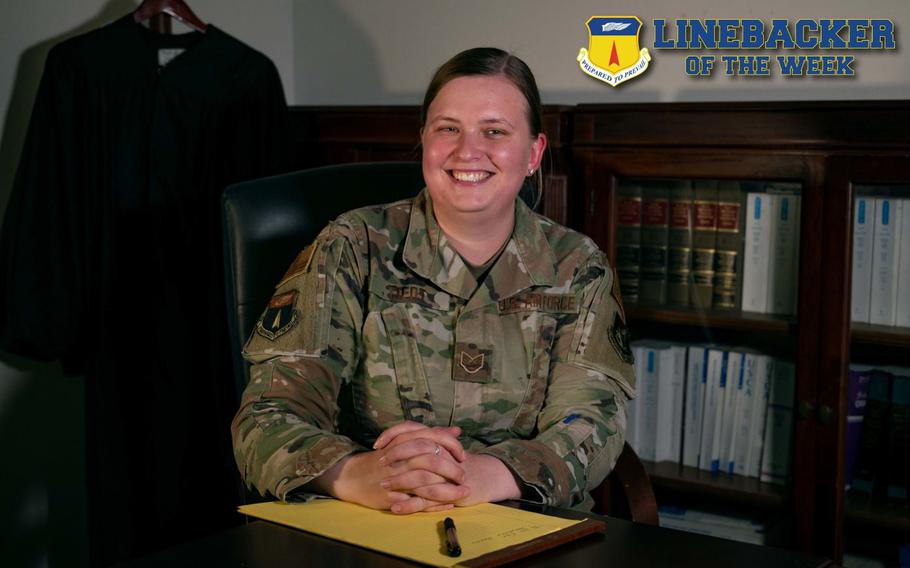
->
xmin=232 ymin=47 xmax=636 ymax=515
xmin=421 ymin=73 xmax=546 ymax=266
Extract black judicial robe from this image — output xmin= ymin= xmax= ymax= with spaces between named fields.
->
xmin=0 ymin=15 xmax=289 ymax=565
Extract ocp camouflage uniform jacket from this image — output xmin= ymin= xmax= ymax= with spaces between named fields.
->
xmin=232 ymin=189 xmax=636 ymax=510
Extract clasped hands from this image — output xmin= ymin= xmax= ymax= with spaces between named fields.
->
xmin=311 ymin=421 xmax=520 ymax=514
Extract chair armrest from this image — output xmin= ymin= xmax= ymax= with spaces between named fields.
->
xmin=592 ymin=442 xmax=659 ymax=525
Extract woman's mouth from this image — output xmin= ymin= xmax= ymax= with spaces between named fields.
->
xmin=449 ymin=170 xmax=492 ymax=183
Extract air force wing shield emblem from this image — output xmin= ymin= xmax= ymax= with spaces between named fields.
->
xmin=256 ymin=290 xmax=299 ymax=340
xmin=577 ymin=16 xmax=651 ymax=87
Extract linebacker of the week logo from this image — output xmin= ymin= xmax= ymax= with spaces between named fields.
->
xmin=577 ymin=16 xmax=651 ymax=87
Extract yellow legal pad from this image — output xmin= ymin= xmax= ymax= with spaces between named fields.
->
xmin=239 ymin=499 xmax=594 ymax=567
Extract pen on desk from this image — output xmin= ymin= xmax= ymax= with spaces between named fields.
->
xmin=443 ymin=517 xmax=461 ymax=557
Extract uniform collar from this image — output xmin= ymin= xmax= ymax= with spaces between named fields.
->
xmin=402 ymin=190 xmax=557 ymax=302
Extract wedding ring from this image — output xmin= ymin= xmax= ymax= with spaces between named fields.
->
xmin=434 ymin=444 xmax=441 ymax=456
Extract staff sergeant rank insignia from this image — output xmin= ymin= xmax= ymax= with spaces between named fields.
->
xmin=256 ymin=290 xmax=299 ymax=340
xmin=453 ymin=342 xmax=494 ymax=383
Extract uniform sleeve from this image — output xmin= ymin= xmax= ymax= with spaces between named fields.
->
xmin=478 ymin=251 xmax=636 ymax=508
xmin=230 ymin=220 xmax=366 ymax=500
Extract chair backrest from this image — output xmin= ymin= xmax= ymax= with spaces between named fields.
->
xmin=221 ymin=162 xmax=425 ymax=400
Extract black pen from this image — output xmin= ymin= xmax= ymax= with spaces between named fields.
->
xmin=443 ymin=517 xmax=461 ymax=557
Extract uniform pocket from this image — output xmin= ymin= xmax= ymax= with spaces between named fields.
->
xmin=509 ymin=312 xmax=557 ymax=437
xmin=378 ymin=305 xmax=437 ymax=425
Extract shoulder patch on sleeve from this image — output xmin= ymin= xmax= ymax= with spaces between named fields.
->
xmin=255 ymin=290 xmax=299 ymax=340
xmin=277 ymin=242 xmax=317 ymax=289
xmin=607 ymin=311 xmax=634 ymax=364
xmin=567 ymin=253 xmax=636 ymax=394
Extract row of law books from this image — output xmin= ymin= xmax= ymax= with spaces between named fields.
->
xmin=850 ymin=195 xmax=910 ymax=327
xmin=615 ymin=179 xmax=801 ymax=316
xmin=626 ymin=340 xmax=796 ymax=484
xmin=847 ymin=364 xmax=910 ymax=501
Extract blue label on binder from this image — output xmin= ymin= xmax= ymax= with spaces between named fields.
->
xmin=858 ymin=200 xmax=866 ymax=224
xmin=647 ymin=350 xmax=654 ymax=373
xmin=780 ymin=197 xmax=789 ymax=221
xmin=754 ymin=196 xmax=762 ymax=219
xmin=883 ymin=200 xmax=890 ymax=225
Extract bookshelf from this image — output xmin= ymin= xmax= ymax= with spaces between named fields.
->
xmin=287 ymin=101 xmax=910 ymax=565
xmin=628 ymin=306 xmax=794 ymax=334
xmin=852 ymin=324 xmax=910 ymax=350
xmin=573 ymin=103 xmax=910 ymax=565
xmin=845 ymin=493 xmax=910 ymax=533
xmin=835 ymin=157 xmax=910 ymax=566
xmin=643 ymin=460 xmax=788 ymax=510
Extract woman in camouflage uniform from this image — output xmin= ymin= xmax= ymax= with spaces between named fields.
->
xmin=232 ymin=47 xmax=635 ymax=514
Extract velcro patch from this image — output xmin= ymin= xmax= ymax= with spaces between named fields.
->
xmin=385 ymin=284 xmax=445 ymax=310
xmin=269 ymin=291 xmax=297 ymax=309
xmin=608 ymin=311 xmax=634 ymax=364
xmin=498 ymin=292 xmax=577 ymax=314
xmin=277 ymin=242 xmax=317 ymax=289
xmin=256 ymin=291 xmax=299 ymax=340
xmin=452 ymin=342 xmax=494 ymax=383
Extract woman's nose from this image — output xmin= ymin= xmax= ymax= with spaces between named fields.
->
xmin=454 ymin=131 xmax=484 ymax=160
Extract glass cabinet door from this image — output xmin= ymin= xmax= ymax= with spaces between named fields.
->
xmin=838 ymin=156 xmax=910 ymax=566
xmin=582 ymin=149 xmax=820 ymax=554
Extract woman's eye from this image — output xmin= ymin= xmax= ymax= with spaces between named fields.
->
xmin=486 ymin=129 xmax=506 ymax=137
xmin=438 ymin=126 xmax=457 ymax=133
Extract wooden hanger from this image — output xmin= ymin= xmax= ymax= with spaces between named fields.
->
xmin=134 ymin=0 xmax=208 ymax=34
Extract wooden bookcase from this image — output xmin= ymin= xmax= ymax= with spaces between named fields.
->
xmin=828 ymin=153 xmax=910 ymax=563
xmin=288 ymin=101 xmax=910 ymax=564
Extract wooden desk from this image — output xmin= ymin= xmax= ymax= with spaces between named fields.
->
xmin=116 ymin=504 xmax=832 ymax=568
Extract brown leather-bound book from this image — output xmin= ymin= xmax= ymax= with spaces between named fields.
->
xmin=667 ymin=180 xmax=694 ymax=307
xmin=639 ymin=181 xmax=670 ymax=306
xmin=615 ymin=182 xmax=642 ymax=305
xmin=690 ymin=181 xmax=719 ymax=310
xmin=713 ymin=181 xmax=746 ymax=310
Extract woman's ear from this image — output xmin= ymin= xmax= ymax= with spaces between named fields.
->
xmin=528 ymin=132 xmax=548 ymax=171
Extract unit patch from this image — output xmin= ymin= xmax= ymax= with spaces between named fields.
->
xmin=256 ymin=290 xmax=299 ymax=340
xmin=577 ymin=16 xmax=651 ymax=87
xmin=608 ymin=311 xmax=634 ymax=364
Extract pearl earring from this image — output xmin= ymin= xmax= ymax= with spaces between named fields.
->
xmin=527 ymin=168 xmax=535 ymax=176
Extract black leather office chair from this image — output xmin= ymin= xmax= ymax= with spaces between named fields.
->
xmin=221 ymin=162 xmax=426 ymax=400
xmin=221 ymin=162 xmax=657 ymax=523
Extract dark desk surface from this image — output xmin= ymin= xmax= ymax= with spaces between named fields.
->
xmin=117 ymin=503 xmax=832 ymax=568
